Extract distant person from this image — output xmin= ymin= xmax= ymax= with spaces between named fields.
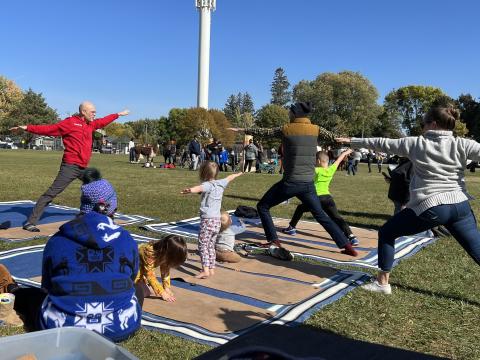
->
xmin=352 ymin=149 xmax=362 ymax=172
xmin=366 ymin=151 xmax=374 ymax=173
xmin=189 ymin=136 xmax=202 ymax=170
xmin=230 ymin=102 xmax=357 ymax=256
xmin=283 ymin=149 xmax=360 ymax=246
xmin=243 ymin=139 xmax=258 ymax=173
xmin=167 ymin=139 xmax=177 ymax=165
xmin=377 ymin=153 xmax=384 ymax=173
xmin=207 ymin=138 xmax=220 ymax=164
xmin=135 ymin=235 xmax=187 ymax=302
xmin=181 ymin=161 xmax=243 ymax=278
xmin=1 ymin=169 xmax=141 ymax=341
xmin=219 ymin=146 xmax=229 ymax=172
xmin=382 ymin=157 xmax=413 ymax=215
xmin=128 ymin=137 xmax=135 ymax=163
xmin=337 ymin=106 xmax=480 ymax=294
xmin=346 ymin=154 xmax=356 ymax=176
xmin=10 ymin=102 xmax=129 ymax=232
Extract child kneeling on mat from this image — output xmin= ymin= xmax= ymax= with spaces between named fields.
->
xmin=135 ymin=235 xmax=187 ymax=302
xmin=181 ymin=161 xmax=243 ymax=278
xmin=215 ymin=212 xmax=242 ymax=263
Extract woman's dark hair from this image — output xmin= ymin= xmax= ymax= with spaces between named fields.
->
xmin=423 ymin=107 xmax=460 ymax=131
xmin=152 ymin=235 xmax=188 ymax=269
xmin=82 ymin=168 xmax=102 ymax=184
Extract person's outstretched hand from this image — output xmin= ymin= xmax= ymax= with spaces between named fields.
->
xmin=9 ymin=126 xmax=27 ymax=133
xmin=181 ymin=188 xmax=192 ymax=194
xmin=160 ymin=291 xmax=176 ymax=302
xmin=117 ymin=109 xmax=130 ymax=116
xmin=228 ymin=128 xmax=243 ymax=132
xmin=335 ymin=137 xmax=351 ymax=144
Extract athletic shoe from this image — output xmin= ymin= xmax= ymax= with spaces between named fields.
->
xmin=349 ymin=236 xmax=360 ymax=246
xmin=23 ymin=223 xmax=40 ymax=232
xmin=259 ymin=240 xmax=282 ymax=248
xmin=281 ymin=226 xmax=297 ymax=236
xmin=362 ymin=280 xmax=392 ymax=295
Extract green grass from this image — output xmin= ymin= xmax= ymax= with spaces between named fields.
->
xmin=1 ymin=149 xmax=479 ymax=359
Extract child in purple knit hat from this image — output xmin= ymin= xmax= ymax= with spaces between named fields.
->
xmin=80 ymin=168 xmax=118 ymax=217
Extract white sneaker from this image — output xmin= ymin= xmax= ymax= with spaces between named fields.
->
xmin=362 ymin=280 xmax=392 ymax=295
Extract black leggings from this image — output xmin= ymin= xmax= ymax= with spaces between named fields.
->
xmin=13 ymin=283 xmax=145 ymax=332
xmin=244 ymin=159 xmax=255 ymax=172
xmin=290 ymin=195 xmax=353 ymax=237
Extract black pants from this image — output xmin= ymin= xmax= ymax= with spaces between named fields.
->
xmin=244 ymin=159 xmax=254 ymax=172
xmin=28 ymin=163 xmax=85 ymax=225
xmin=219 ymin=163 xmax=228 ymax=172
xmin=13 ymin=283 xmax=145 ymax=332
xmin=290 ymin=194 xmax=353 ymax=238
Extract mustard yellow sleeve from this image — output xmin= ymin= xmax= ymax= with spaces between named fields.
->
xmin=138 ymin=244 xmax=165 ymax=296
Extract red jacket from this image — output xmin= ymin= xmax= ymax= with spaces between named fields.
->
xmin=27 ymin=114 xmax=119 ymax=168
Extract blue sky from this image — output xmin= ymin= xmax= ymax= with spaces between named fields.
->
xmin=1 ymin=0 xmax=479 ymax=121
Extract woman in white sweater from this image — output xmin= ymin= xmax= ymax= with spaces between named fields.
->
xmin=337 ymin=107 xmax=480 ymax=294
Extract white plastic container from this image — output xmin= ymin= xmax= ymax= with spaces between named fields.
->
xmin=0 ymin=327 xmax=138 ymax=360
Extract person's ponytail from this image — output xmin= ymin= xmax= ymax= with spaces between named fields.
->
xmin=423 ymin=106 xmax=460 ymax=131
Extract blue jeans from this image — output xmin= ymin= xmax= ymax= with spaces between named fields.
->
xmin=256 ymin=180 xmax=349 ymax=248
xmin=378 ymin=201 xmax=480 ymax=271
xmin=211 ymin=154 xmax=219 ymax=164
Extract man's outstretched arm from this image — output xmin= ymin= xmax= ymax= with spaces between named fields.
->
xmin=229 ymin=127 xmax=283 ymax=138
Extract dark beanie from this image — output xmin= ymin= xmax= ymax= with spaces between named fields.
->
xmin=289 ymin=102 xmax=312 ymax=118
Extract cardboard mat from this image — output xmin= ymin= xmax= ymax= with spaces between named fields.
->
xmin=0 ymin=235 xmax=368 ymax=346
xmin=142 ymin=214 xmax=436 ymax=269
xmin=0 ymin=200 xmax=155 ymax=242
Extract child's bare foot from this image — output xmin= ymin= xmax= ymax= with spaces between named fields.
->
xmin=195 ymin=269 xmax=211 ymax=279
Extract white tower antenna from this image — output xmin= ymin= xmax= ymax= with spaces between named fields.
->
xmin=196 ymin=0 xmax=216 ymax=109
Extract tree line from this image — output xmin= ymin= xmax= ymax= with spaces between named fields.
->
xmin=1 ymin=71 xmax=479 ymax=148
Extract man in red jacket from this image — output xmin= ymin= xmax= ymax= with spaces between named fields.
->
xmin=10 ymin=101 xmax=130 ymax=232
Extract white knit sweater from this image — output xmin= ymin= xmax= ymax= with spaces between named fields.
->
xmin=352 ymin=131 xmax=480 ymax=215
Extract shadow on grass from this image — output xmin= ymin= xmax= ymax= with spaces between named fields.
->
xmin=392 ymin=282 xmax=480 ymax=308
xmin=338 ymin=210 xmax=391 ymax=221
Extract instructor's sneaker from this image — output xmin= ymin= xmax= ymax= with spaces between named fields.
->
xmin=349 ymin=236 xmax=360 ymax=246
xmin=23 ymin=223 xmax=40 ymax=232
xmin=281 ymin=226 xmax=297 ymax=236
xmin=362 ymin=280 xmax=392 ymax=295
xmin=259 ymin=240 xmax=282 ymax=248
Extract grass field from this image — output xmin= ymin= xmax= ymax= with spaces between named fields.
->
xmin=1 ymin=149 xmax=479 ymax=360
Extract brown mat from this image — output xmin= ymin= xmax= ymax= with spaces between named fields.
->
xmin=237 ymin=218 xmax=377 ymax=261
xmin=143 ymin=287 xmax=274 ymax=334
xmin=182 ymin=242 xmax=338 ymax=284
xmin=1 ymin=218 xmax=139 ymax=242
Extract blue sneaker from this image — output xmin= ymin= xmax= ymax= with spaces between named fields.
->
xmin=282 ymin=226 xmax=297 ymax=235
xmin=349 ymin=236 xmax=359 ymax=246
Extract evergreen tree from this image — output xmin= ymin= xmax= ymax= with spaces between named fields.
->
xmin=223 ymin=94 xmax=241 ymax=125
xmin=270 ymin=67 xmax=291 ymax=107
xmin=241 ymin=92 xmax=255 ymax=116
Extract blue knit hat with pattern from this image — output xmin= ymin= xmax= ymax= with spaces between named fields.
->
xmin=80 ymin=179 xmax=118 ymax=216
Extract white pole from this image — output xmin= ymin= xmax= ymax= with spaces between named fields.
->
xmin=196 ymin=0 xmax=216 ymax=110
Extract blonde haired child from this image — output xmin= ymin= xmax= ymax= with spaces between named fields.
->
xmin=181 ymin=161 xmax=243 ymax=278
xmin=135 ymin=235 xmax=187 ymax=302
xmin=215 ymin=211 xmax=242 ymax=263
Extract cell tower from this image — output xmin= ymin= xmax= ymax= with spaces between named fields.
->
xmin=196 ymin=0 xmax=216 ymax=109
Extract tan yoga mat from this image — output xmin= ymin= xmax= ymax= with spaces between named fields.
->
xmin=169 ymin=259 xmax=334 ymax=305
xmin=1 ymin=217 xmax=141 ymax=242
xmin=142 ymin=287 xmax=273 ymax=334
xmin=236 ymin=218 xmax=377 ymax=261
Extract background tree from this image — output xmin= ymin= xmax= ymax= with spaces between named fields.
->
xmin=384 ymin=85 xmax=449 ymax=135
xmin=293 ymin=71 xmax=382 ymax=136
xmin=255 ymin=104 xmax=290 ymax=147
xmin=209 ymin=109 xmax=234 ymax=146
xmin=223 ymin=92 xmax=255 ymax=127
xmin=370 ymin=108 xmax=403 ymax=138
xmin=270 ymin=67 xmax=291 ymax=107
xmin=0 ymin=76 xmax=24 ymax=133
xmin=456 ymin=94 xmax=480 ymax=140
xmin=6 ymin=89 xmax=58 ymax=144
